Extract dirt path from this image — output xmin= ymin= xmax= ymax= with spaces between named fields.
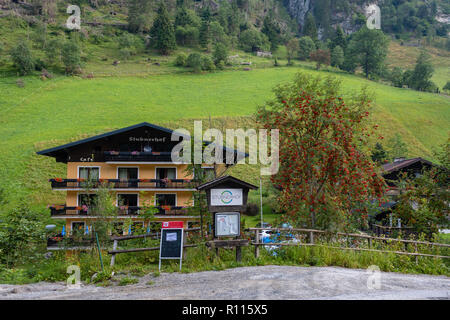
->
xmin=1 ymin=266 xmax=449 ymax=300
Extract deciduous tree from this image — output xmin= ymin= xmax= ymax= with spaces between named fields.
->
xmin=256 ymin=73 xmax=385 ymax=229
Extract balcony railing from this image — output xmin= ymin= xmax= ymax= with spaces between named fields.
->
xmin=49 ymin=205 xmax=190 ymax=216
xmin=49 ymin=178 xmax=198 ymax=189
xmin=104 ymin=151 xmax=173 ymax=162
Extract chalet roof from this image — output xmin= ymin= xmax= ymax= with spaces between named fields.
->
xmin=36 ymin=122 xmax=248 ymax=159
xmin=382 ymin=157 xmax=434 ymax=174
xmin=197 ymin=175 xmax=258 ymax=190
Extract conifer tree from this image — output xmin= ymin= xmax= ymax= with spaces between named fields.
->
xmin=150 ymin=2 xmax=176 ymax=55
xmin=303 ymin=13 xmax=318 ymax=40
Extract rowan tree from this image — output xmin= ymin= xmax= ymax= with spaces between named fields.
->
xmin=256 ymin=73 xmax=385 ymax=230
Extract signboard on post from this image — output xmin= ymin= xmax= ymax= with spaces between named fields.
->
xmin=159 ymin=225 xmax=184 ymax=271
xmin=211 ymin=189 xmax=243 ymax=206
xmin=214 ymin=212 xmax=240 ymax=237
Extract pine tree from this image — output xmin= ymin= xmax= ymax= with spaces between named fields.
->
xmin=150 ymin=2 xmax=176 ymax=55
xmin=330 ymin=26 xmax=347 ymax=50
xmin=331 ymin=45 xmax=344 ymax=68
xmin=127 ymin=0 xmax=151 ymax=33
xmin=409 ymin=51 xmax=435 ymax=92
xmin=371 ymin=143 xmax=388 ymax=164
xmin=303 ymin=13 xmax=318 ymax=40
xmin=199 ymin=7 xmax=211 ymax=50
xmin=261 ymin=13 xmax=281 ymax=52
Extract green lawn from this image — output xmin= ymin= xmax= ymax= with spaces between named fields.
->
xmin=0 ymin=66 xmax=449 ymax=207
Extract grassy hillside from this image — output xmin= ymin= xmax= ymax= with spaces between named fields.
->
xmin=1 ymin=65 xmax=449 ymax=208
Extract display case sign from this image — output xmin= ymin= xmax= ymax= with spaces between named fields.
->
xmin=214 ymin=212 xmax=240 ymax=237
xmin=210 ymin=188 xmax=243 ymax=206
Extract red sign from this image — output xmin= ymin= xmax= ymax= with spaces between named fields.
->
xmin=161 ymin=221 xmax=184 ymax=229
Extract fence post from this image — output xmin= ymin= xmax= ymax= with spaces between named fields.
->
xmin=110 ymin=239 xmax=118 ymax=267
xmin=309 ymin=231 xmax=314 ymax=244
xmin=414 ymin=242 xmax=418 ymax=264
xmin=255 ymin=230 xmax=260 ymax=259
xmin=236 ymin=246 xmax=242 ymax=262
xmin=368 ymin=237 xmax=372 ymax=249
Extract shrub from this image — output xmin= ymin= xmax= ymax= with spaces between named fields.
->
xmin=61 ymin=41 xmax=81 ymax=74
xmin=10 ymin=40 xmax=35 ymax=75
xmin=213 ymin=43 xmax=228 ymax=65
xmin=174 ymin=53 xmax=187 ymax=66
xmin=186 ymin=52 xmax=202 ymax=72
xmin=298 ymin=36 xmax=316 ymax=60
xmin=201 ymin=55 xmax=215 ymax=71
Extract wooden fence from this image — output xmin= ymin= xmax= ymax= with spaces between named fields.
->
xmin=247 ymin=227 xmax=450 ymax=260
xmin=108 ymin=228 xmax=200 ymax=266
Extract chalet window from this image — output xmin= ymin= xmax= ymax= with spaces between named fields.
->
xmin=156 ymin=168 xmax=176 ymax=180
xmin=156 ymin=194 xmax=176 ymax=206
xmin=118 ymin=167 xmax=138 ymax=187
xmin=71 ymin=222 xmax=85 ymax=235
xmin=131 ymin=222 xmax=144 ymax=234
xmin=79 ymin=167 xmax=99 ymax=180
xmin=118 ymin=194 xmax=138 ymax=207
xmin=78 ymin=194 xmax=97 ymax=208
xmin=112 ymin=222 xmax=124 ymax=236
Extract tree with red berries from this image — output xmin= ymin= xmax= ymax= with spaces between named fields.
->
xmin=257 ymin=73 xmax=385 ymax=230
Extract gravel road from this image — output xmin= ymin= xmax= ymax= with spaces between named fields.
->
xmin=1 ymin=266 xmax=449 ymax=300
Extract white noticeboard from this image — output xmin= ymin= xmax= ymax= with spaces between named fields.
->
xmin=210 ymin=189 xmax=243 ymax=206
xmin=215 ymin=212 xmax=240 ymax=237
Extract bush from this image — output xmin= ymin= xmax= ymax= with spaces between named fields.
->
xmin=10 ymin=40 xmax=35 ymax=75
xmin=298 ymin=36 xmax=316 ymax=60
xmin=119 ymin=48 xmax=132 ymax=61
xmin=201 ymin=55 xmax=215 ymax=71
xmin=34 ymin=58 xmax=47 ymax=71
xmin=186 ymin=52 xmax=202 ymax=72
xmin=239 ymin=28 xmax=270 ymax=52
xmin=61 ymin=41 xmax=81 ymax=74
xmin=244 ymin=203 xmax=259 ymax=216
xmin=213 ymin=43 xmax=228 ymax=65
xmin=174 ymin=53 xmax=187 ymax=66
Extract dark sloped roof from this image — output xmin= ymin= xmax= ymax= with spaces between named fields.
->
xmin=36 ymin=122 xmax=248 ymax=159
xmin=382 ymin=157 xmax=434 ymax=174
xmin=197 ymin=175 xmax=258 ymax=190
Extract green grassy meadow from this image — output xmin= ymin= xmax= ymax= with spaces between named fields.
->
xmin=0 ymin=64 xmax=449 ymax=210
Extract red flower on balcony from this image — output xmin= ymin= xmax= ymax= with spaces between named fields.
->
xmin=55 ymin=178 xmax=63 ymax=182
xmin=140 ymin=179 xmax=150 ymax=182
xmin=77 ymin=178 xmax=85 ymax=182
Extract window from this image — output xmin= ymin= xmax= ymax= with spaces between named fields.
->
xmin=79 ymin=167 xmax=99 ymax=180
xmin=112 ymin=222 xmax=124 ymax=236
xmin=118 ymin=194 xmax=138 ymax=207
xmin=156 ymin=194 xmax=176 ymax=207
xmin=156 ymin=168 xmax=176 ymax=179
xmin=118 ymin=167 xmax=138 ymax=187
xmin=131 ymin=222 xmax=144 ymax=234
xmin=78 ymin=194 xmax=97 ymax=213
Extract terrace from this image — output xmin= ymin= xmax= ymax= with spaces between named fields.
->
xmin=49 ymin=178 xmax=198 ymax=190
xmin=49 ymin=205 xmax=190 ymax=217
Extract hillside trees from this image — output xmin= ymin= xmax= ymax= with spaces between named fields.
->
xmin=443 ymin=81 xmax=450 ymax=93
xmin=11 ymin=40 xmax=35 ymax=75
xmin=298 ymin=36 xmax=316 ymax=60
xmin=330 ymin=45 xmax=344 ymax=68
xmin=150 ymin=1 xmax=176 ymax=55
xmin=286 ymin=38 xmax=300 ymax=65
xmin=61 ymin=41 xmax=81 ymax=74
xmin=261 ymin=12 xmax=282 ymax=51
xmin=239 ymin=28 xmax=270 ymax=52
xmin=127 ymin=0 xmax=152 ymax=33
xmin=303 ymin=13 xmax=318 ymax=41
xmin=310 ymin=49 xmax=330 ymax=70
xmin=408 ymin=51 xmax=435 ymax=92
xmin=257 ymin=73 xmax=385 ymax=230
xmin=346 ymin=27 xmax=389 ymax=78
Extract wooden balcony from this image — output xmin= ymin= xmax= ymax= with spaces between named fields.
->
xmin=49 ymin=178 xmax=198 ymax=190
xmin=49 ymin=205 xmax=190 ymax=217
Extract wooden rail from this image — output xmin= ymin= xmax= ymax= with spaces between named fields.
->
xmin=109 ymin=228 xmax=200 ymax=266
xmin=247 ymin=227 xmax=450 ymax=260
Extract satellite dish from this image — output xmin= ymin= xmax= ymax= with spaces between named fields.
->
xmin=45 ymin=224 xmax=56 ymax=231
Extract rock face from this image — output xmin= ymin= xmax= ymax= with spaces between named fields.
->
xmin=285 ymin=0 xmax=382 ymax=37
xmin=286 ymin=0 xmax=312 ymax=27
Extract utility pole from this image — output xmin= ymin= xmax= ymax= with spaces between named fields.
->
xmin=260 ymin=177 xmax=263 ymax=228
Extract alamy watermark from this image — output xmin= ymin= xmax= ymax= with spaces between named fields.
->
xmin=66 ymin=5 xmax=81 ymax=30
xmin=170 ymin=121 xmax=279 ymax=176
xmin=366 ymin=4 xmax=381 ymax=30
xmin=66 ymin=265 xmax=81 ymax=289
